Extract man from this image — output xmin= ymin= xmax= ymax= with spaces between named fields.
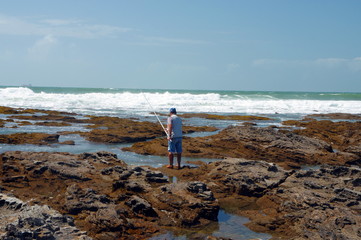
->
xmin=167 ymin=107 xmax=182 ymax=169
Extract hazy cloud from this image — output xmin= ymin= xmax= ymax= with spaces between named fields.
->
xmin=145 ymin=36 xmax=210 ymax=45
xmin=27 ymin=35 xmax=58 ymax=60
xmin=145 ymin=61 xmax=207 ymax=73
xmin=226 ymin=63 xmax=241 ymax=73
xmin=253 ymin=57 xmax=361 ymax=72
xmin=0 ymin=14 xmax=131 ymax=38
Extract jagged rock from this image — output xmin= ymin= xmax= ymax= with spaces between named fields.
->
xmin=1 ymin=151 xmax=220 ymax=239
xmin=124 ymin=125 xmax=355 ymax=169
xmin=243 ymin=165 xmax=361 ymax=239
xmin=284 ymin=119 xmax=361 ymax=160
xmin=145 ymin=171 xmax=168 ymax=183
xmin=64 ymin=185 xmax=111 ymax=214
xmin=85 ymin=207 xmax=127 ymax=235
xmin=0 ymin=193 xmax=92 ymax=240
xmin=126 ymin=195 xmax=158 ymax=217
xmin=0 ymin=133 xmax=60 ymax=145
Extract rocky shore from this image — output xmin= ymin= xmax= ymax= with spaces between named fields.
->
xmin=0 ymin=151 xmax=219 ymax=239
xmin=1 ymin=106 xmax=361 ymax=239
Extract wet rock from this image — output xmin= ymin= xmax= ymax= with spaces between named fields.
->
xmin=126 ymin=195 xmax=158 ymax=217
xmin=145 ymin=171 xmax=168 ymax=183
xmin=60 ymin=140 xmax=75 ymax=145
xmin=1 ymin=151 xmax=220 ymax=239
xmin=85 ymin=207 xmax=127 ymax=236
xmin=125 ymin=181 xmax=146 ymax=192
xmin=210 ymin=158 xmax=291 ymax=197
xmin=0 ymin=193 xmax=91 ymax=240
xmin=308 ymin=113 xmax=361 ymax=120
xmin=187 ymin=182 xmax=215 ymax=201
xmin=35 ymin=121 xmax=72 ymax=126
xmin=125 ymin=125 xmax=349 ymax=169
xmin=64 ymin=185 xmax=111 ymax=214
xmin=180 ymin=113 xmax=271 ymax=121
xmin=0 ymin=133 xmax=60 ymax=145
xmin=284 ymin=119 xmax=361 ymax=158
xmin=243 ymin=165 xmax=361 ymax=239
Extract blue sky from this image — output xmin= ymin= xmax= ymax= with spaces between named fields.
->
xmin=0 ymin=0 xmax=360 ymax=92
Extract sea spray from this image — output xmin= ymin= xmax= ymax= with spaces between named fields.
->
xmin=1 ymin=86 xmax=361 ymax=116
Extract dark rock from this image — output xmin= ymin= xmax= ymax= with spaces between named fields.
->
xmin=64 ymin=185 xmax=111 ymax=214
xmin=125 ymin=181 xmax=145 ymax=192
xmin=303 ymin=180 xmax=323 ymax=189
xmin=0 ymin=133 xmax=60 ymax=145
xmin=0 ymin=193 xmax=91 ymax=240
xmin=125 ymin=195 xmax=158 ymax=217
xmin=334 ymin=188 xmax=361 ymax=201
xmin=145 ymin=171 xmax=168 ymax=183
xmin=86 ymin=207 xmax=126 ymax=234
xmin=59 ymin=140 xmax=75 ymax=145
xmin=125 ymin=125 xmax=346 ymax=169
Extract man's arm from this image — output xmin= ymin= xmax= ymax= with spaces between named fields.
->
xmin=167 ymin=122 xmax=172 ymax=140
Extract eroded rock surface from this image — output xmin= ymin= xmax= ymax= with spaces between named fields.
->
xmin=0 ymin=193 xmax=91 ymax=240
xmin=243 ymin=165 xmax=361 ymax=240
xmin=159 ymin=159 xmax=361 ymax=240
xmin=0 ymin=151 xmax=219 ymax=239
xmin=0 ymin=133 xmax=60 ymax=145
xmin=283 ymin=119 xmax=361 ymax=162
xmin=125 ymin=125 xmax=359 ymax=169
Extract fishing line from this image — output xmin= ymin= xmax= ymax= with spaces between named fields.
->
xmin=142 ymin=92 xmax=169 ymax=138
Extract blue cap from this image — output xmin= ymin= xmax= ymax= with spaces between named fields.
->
xmin=169 ymin=108 xmax=177 ymax=113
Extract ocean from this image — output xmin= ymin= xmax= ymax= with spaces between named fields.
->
xmin=1 ymin=86 xmax=361 ymax=118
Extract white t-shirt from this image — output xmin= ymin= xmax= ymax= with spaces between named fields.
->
xmin=167 ymin=115 xmax=182 ymax=138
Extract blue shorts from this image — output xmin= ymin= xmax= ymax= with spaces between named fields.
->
xmin=168 ymin=137 xmax=182 ymax=153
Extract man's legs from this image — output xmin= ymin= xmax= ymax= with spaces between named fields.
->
xmin=176 ymin=153 xmax=182 ymax=169
xmin=167 ymin=138 xmax=182 ymax=169
xmin=168 ymin=152 xmax=174 ymax=168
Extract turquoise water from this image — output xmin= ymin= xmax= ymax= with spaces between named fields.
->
xmin=149 ymin=210 xmax=271 ymax=240
xmin=1 ymin=86 xmax=361 ymax=118
xmin=10 ymin=86 xmax=361 ymax=101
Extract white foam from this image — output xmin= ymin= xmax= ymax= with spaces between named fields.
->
xmin=1 ymin=87 xmax=360 ymax=116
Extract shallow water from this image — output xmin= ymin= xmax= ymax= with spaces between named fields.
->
xmin=149 ymin=210 xmax=271 ymax=240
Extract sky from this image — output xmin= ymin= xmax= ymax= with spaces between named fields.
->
xmin=0 ymin=0 xmax=360 ymax=92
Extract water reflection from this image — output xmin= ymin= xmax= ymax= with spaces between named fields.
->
xmin=149 ymin=210 xmax=271 ymax=240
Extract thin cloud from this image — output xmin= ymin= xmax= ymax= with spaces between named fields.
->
xmin=0 ymin=14 xmax=132 ymax=39
xmin=253 ymin=57 xmax=361 ymax=72
xmin=27 ymin=34 xmax=58 ymax=60
xmin=146 ymin=36 xmax=210 ymax=45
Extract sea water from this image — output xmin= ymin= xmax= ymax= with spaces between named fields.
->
xmin=1 ymin=86 xmax=361 ymax=118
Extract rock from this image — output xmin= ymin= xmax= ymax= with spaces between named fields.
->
xmin=0 ymin=193 xmax=92 ymax=240
xmin=64 ymin=185 xmax=111 ymax=214
xmin=145 ymin=171 xmax=168 ymax=183
xmin=0 ymin=133 xmax=60 ymax=145
xmin=180 ymin=113 xmax=271 ymax=121
xmin=85 ymin=207 xmax=127 ymax=235
xmin=124 ymin=125 xmax=351 ymax=169
xmin=209 ymin=158 xmax=291 ymax=197
xmin=283 ymin=119 xmax=361 ymax=158
xmin=35 ymin=121 xmax=72 ymax=126
xmin=126 ymin=195 xmax=158 ymax=217
xmin=158 ymin=159 xmax=361 ymax=239
xmin=308 ymin=113 xmax=361 ymax=120
xmin=187 ymin=182 xmax=215 ymax=201
xmin=1 ymin=150 xmax=220 ymax=239
xmin=60 ymin=140 xmax=75 ymax=145
xmin=125 ymin=181 xmax=145 ymax=192
xmin=244 ymin=165 xmax=361 ymax=239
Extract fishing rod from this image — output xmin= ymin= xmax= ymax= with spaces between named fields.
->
xmin=142 ymin=92 xmax=170 ymax=138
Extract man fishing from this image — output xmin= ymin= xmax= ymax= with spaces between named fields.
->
xmin=167 ymin=108 xmax=182 ymax=169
